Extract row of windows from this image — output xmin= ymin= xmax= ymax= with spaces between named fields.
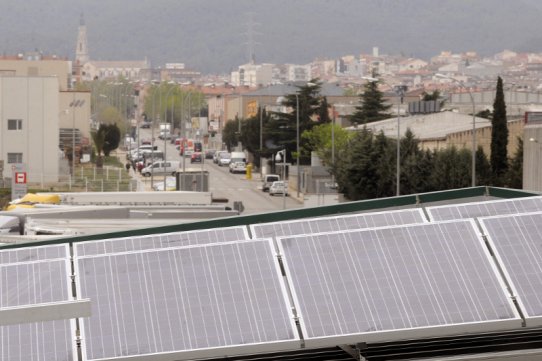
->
xmin=5 ymin=119 xmax=23 ymax=163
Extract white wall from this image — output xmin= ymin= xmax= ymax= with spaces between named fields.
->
xmin=0 ymin=77 xmax=60 ymax=183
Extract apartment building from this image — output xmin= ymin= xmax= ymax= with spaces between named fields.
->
xmin=0 ymin=77 xmax=60 ymax=183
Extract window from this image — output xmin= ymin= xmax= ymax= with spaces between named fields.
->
xmin=7 ymin=153 xmax=22 ymax=164
xmin=7 ymin=119 xmax=22 ymax=130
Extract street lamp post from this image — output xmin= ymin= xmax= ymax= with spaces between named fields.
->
xmin=181 ymin=91 xmax=194 ymax=189
xmin=295 ymin=93 xmax=300 ymax=198
xmin=69 ymin=94 xmax=85 ymax=175
xmin=436 ymin=73 xmax=476 ymax=187
xmin=275 ymin=149 xmax=286 ymax=210
xmin=164 ymin=84 xmax=177 ymax=190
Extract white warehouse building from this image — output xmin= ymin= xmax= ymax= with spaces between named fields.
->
xmin=0 ymin=76 xmax=60 ymax=183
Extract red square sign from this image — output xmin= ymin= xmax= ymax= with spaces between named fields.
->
xmin=15 ymin=172 xmax=26 ymax=184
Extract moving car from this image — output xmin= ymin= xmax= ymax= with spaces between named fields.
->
xmin=262 ymin=174 xmax=280 ymax=192
xmin=229 ymin=161 xmax=247 ymax=174
xmin=218 ymin=152 xmax=231 ymax=166
xmin=205 ymin=149 xmax=216 ymax=159
xmin=213 ymin=150 xmax=227 ymax=164
xmin=140 ymin=121 xmax=151 ymax=129
xmin=190 ymin=152 xmax=203 ymax=163
xmin=269 ymin=181 xmax=288 ymax=196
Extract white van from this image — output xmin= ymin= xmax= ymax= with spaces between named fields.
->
xmin=141 ymin=160 xmax=180 ymax=177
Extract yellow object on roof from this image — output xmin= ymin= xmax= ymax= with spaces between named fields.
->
xmin=5 ymin=204 xmax=36 ymax=211
xmin=19 ymin=193 xmax=60 ymax=205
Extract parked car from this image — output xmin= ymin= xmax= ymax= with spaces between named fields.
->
xmin=269 ymin=181 xmax=288 ymax=196
xmin=140 ymin=121 xmax=151 ymax=129
xmin=141 ymin=160 xmax=180 ymax=177
xmin=262 ymin=174 xmax=280 ymax=192
xmin=229 ymin=161 xmax=247 ymax=174
xmin=190 ymin=152 xmax=203 ymax=163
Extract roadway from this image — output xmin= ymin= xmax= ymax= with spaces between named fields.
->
xmin=133 ymin=126 xmax=303 ymax=215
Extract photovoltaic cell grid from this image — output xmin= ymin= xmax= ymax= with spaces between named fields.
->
xmin=480 ymin=212 xmax=542 ymax=325
xmin=250 ymin=208 xmax=426 ymax=239
xmin=0 ymin=244 xmax=68 ymax=264
xmin=278 ymin=220 xmax=519 ymax=343
xmin=1 ymin=320 xmax=74 ymax=361
xmin=426 ymin=196 xmax=542 ymax=222
xmin=76 ymin=240 xmax=297 ymax=361
xmin=74 ymin=226 xmax=249 ymax=257
xmin=0 ymin=244 xmax=74 ymax=361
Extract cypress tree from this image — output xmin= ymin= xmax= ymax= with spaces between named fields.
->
xmin=490 ymin=76 xmax=509 ymax=185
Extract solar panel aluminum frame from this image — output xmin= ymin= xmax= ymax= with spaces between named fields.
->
xmin=479 ymin=211 xmax=542 ymax=327
xmin=73 ymin=225 xmax=251 ymax=258
xmin=76 ymin=239 xmax=301 ymax=361
xmin=0 ymin=243 xmax=79 ymax=361
xmin=425 ymin=196 xmax=542 ymax=222
xmin=277 ymin=220 xmax=522 ymax=348
xmin=0 ymin=299 xmax=91 ymax=326
xmin=249 ymin=208 xmax=428 ymax=239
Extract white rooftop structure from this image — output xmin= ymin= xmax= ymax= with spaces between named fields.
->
xmin=354 ymin=111 xmax=491 ymax=141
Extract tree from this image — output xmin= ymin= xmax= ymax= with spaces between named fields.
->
xmin=349 ymin=79 xmax=391 ymax=125
xmin=300 ymin=122 xmax=350 ymax=173
xmin=100 ymin=123 xmax=121 ymax=156
xmin=91 ymin=129 xmax=106 ymax=168
xmin=269 ymin=79 xmax=326 ymax=164
xmin=490 ymin=76 xmax=509 ymax=185
xmin=222 ymin=119 xmax=239 ymax=151
xmin=475 ymin=146 xmax=492 ymax=186
xmin=506 ymin=137 xmax=523 ymax=189
xmin=335 ymin=127 xmax=378 ymax=200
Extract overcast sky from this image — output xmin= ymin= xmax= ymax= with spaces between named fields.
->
xmin=2 ymin=0 xmax=542 ymax=73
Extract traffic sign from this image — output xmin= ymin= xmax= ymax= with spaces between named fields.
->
xmin=15 ymin=172 xmax=26 ymax=184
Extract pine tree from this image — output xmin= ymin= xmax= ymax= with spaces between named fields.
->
xmin=349 ymin=79 xmax=391 ymax=125
xmin=490 ymin=76 xmax=509 ymax=185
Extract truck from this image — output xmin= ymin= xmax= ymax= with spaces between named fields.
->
xmin=229 ymin=151 xmax=247 ymax=173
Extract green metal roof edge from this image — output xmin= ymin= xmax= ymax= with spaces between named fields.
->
xmin=0 ymin=186 xmax=537 ymax=250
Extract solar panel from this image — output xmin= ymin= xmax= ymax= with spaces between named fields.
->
xmin=76 ymin=240 xmax=298 ymax=360
xmin=1 ymin=320 xmax=75 ymax=361
xmin=0 ymin=244 xmax=68 ymax=264
xmin=479 ymin=212 xmax=542 ymax=326
xmin=0 ymin=259 xmax=71 ymax=307
xmin=74 ymin=226 xmax=249 ymax=257
xmin=278 ymin=220 xmax=521 ymax=346
xmin=250 ymin=208 xmax=427 ymax=239
xmin=426 ymin=196 xmax=542 ymax=221
xmin=0 ymin=244 xmax=74 ymax=361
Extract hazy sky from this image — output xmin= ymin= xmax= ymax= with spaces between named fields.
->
xmin=2 ymin=0 xmax=542 ymax=73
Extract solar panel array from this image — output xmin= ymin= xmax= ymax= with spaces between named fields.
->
xmin=76 ymin=240 xmax=297 ymax=361
xmin=480 ymin=212 xmax=542 ymax=326
xmin=5 ymin=195 xmax=542 ymax=360
xmin=0 ymin=244 xmax=74 ymax=361
xmin=426 ymin=196 xmax=542 ymax=221
xmin=278 ymin=220 xmax=520 ymax=345
xmin=250 ymin=208 xmax=427 ymax=239
xmin=75 ymin=226 xmax=249 ymax=257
